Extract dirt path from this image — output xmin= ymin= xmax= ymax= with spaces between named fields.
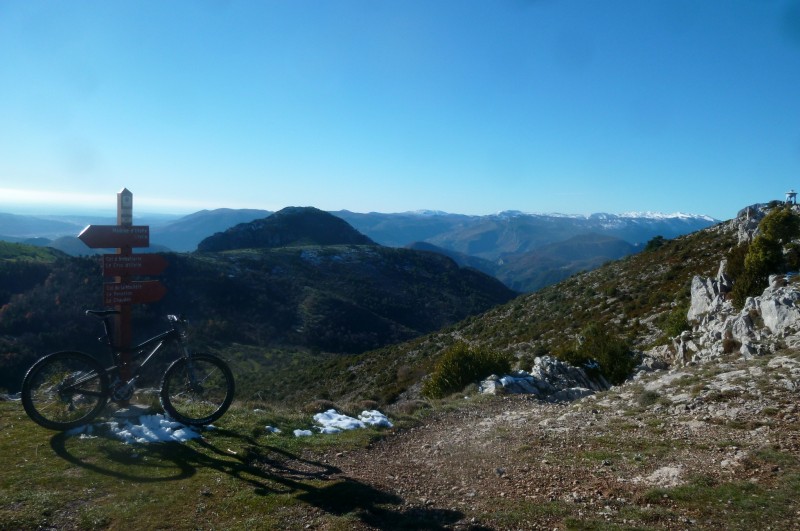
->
xmin=313 ymin=358 xmax=800 ymax=529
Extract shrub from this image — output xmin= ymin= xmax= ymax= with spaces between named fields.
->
xmin=643 ymin=235 xmax=666 ymax=252
xmin=726 ymin=243 xmax=748 ymax=280
xmin=785 ymin=242 xmax=800 ymax=271
xmin=662 ymin=301 xmax=691 ymax=337
xmin=556 ymin=323 xmax=637 ymax=385
xmin=759 ymin=206 xmax=800 ymax=242
xmin=730 ymin=207 xmax=800 ymax=308
xmin=422 ymin=342 xmax=512 ymax=398
xmin=636 ymin=389 xmax=661 ymax=407
xmin=722 ymin=337 xmax=741 ymax=354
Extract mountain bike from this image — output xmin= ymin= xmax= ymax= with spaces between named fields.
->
xmin=21 ymin=310 xmax=235 ymax=431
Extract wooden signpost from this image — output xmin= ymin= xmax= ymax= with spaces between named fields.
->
xmin=78 ymin=225 xmax=150 ymax=248
xmin=78 ymin=188 xmax=168 ymax=385
xmin=101 ymin=254 xmax=169 ymax=277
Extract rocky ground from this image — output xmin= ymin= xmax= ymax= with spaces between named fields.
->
xmin=304 ymin=349 xmax=800 ymax=529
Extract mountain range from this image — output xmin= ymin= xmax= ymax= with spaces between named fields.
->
xmin=0 ymin=207 xmax=717 ymax=293
xmin=0 ymin=207 xmax=517 ymax=394
xmin=3 ymin=202 xmax=798 ymax=531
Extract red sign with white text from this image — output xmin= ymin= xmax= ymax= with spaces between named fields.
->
xmin=103 ymin=281 xmax=166 ymax=306
xmin=79 ymin=225 xmax=150 ymax=249
xmin=103 ymin=254 xmax=169 ymax=277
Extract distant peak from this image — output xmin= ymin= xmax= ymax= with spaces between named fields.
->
xmin=404 ymin=209 xmax=452 ymax=216
xmin=197 ymin=206 xmax=374 ymax=252
xmin=618 ymin=211 xmax=718 ymax=221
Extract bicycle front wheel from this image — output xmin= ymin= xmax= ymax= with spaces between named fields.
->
xmin=21 ymin=351 xmax=109 ymax=430
xmin=159 ymin=354 xmax=235 ymax=426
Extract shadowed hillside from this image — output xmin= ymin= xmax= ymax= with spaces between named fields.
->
xmin=198 ymin=207 xmax=374 ymax=252
xmin=0 ymin=207 xmax=516 ymax=394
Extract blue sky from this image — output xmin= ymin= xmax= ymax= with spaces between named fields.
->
xmin=1 ymin=0 xmax=799 ymax=220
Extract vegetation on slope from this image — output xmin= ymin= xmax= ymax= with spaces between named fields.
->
xmin=730 ymin=205 xmax=800 ymax=307
xmin=3 ymin=345 xmax=799 ymax=529
xmin=319 ymin=222 xmax=738 ymax=404
xmin=0 ymin=242 xmax=65 ymax=308
xmin=0 ymin=242 xmax=515 ymax=395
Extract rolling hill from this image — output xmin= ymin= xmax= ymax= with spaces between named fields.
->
xmin=0 ymin=208 xmax=516 ymax=395
xmin=1 ymin=207 xmax=716 ymax=293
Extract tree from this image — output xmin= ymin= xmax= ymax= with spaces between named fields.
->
xmin=759 ymin=207 xmax=800 ymax=242
xmin=643 ymin=235 xmax=666 ymax=252
xmin=730 ymin=206 xmax=800 ymax=308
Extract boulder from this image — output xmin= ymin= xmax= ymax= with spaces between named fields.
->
xmin=479 ymin=356 xmax=610 ymax=401
xmin=687 ymin=275 xmax=716 ymax=322
xmin=735 ymin=204 xmax=766 ymax=244
xmin=759 ymin=284 xmax=800 ymax=336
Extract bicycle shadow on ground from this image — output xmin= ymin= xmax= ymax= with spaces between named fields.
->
xmin=49 ymin=427 xmax=465 ymax=530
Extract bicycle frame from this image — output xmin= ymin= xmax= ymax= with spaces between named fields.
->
xmin=99 ymin=316 xmax=189 ymax=402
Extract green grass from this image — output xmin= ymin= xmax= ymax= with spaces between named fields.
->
xmin=4 ymin=385 xmax=800 ymax=530
xmin=641 ymin=474 xmax=800 ymax=529
xmin=483 ymin=499 xmax=570 ymax=528
xmin=638 ymin=448 xmax=800 ymax=530
xmin=0 ymin=400 xmax=415 ymax=530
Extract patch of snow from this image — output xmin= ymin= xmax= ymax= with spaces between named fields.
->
xmin=619 ymin=211 xmax=717 ymax=221
xmin=65 ymin=414 xmax=202 ymax=444
xmin=359 ymin=410 xmax=393 ymax=428
xmin=294 ymin=409 xmax=393 ymax=437
xmin=405 ymin=209 xmax=451 ymax=216
xmin=294 ymin=429 xmax=313 ymax=437
xmin=313 ymin=410 xmax=364 ymax=433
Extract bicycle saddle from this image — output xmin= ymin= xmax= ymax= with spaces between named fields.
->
xmin=85 ymin=309 xmax=121 ymax=318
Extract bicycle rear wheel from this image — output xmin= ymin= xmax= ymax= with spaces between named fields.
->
xmin=21 ymin=351 xmax=109 ymax=430
xmin=159 ymin=354 xmax=235 ymax=426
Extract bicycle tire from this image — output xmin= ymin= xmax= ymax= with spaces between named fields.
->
xmin=159 ymin=354 xmax=235 ymax=426
xmin=21 ymin=351 xmax=109 ymax=430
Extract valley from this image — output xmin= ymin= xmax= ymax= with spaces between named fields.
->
xmin=2 ymin=201 xmax=800 ymax=529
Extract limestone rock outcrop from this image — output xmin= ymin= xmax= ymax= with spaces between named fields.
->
xmin=479 ymin=355 xmax=610 ymax=401
xmin=673 ymin=263 xmax=800 ymax=365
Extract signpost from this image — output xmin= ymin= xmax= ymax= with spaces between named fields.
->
xmin=79 ymin=189 xmax=168 ymax=391
xmin=102 ymin=254 xmax=169 ymax=277
xmin=103 ymin=281 xmax=168 ymax=306
xmin=78 ymin=225 xmax=150 ymax=249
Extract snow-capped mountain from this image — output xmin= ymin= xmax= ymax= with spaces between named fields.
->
xmin=334 ymin=209 xmax=718 ymax=260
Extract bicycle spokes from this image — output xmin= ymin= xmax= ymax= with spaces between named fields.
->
xmin=160 ymin=354 xmax=235 ymax=426
xmin=22 ymin=352 xmax=109 ymax=429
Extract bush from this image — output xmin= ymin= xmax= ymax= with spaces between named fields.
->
xmin=759 ymin=206 xmax=800 ymax=242
xmin=662 ymin=302 xmax=690 ymax=337
xmin=722 ymin=337 xmax=741 ymax=354
xmin=556 ymin=323 xmax=637 ymax=385
xmin=785 ymin=242 xmax=800 ymax=271
xmin=643 ymin=235 xmax=666 ymax=252
xmin=422 ymin=342 xmax=512 ymax=398
xmin=730 ymin=207 xmax=800 ymax=308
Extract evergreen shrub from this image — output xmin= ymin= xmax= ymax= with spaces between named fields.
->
xmin=731 ymin=206 xmax=800 ymax=308
xmin=555 ymin=323 xmax=637 ymax=385
xmin=422 ymin=342 xmax=512 ymax=398
xmin=662 ymin=302 xmax=691 ymax=338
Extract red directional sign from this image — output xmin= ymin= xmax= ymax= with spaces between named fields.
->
xmin=79 ymin=225 xmax=150 ymax=249
xmin=103 ymin=254 xmax=169 ymax=277
xmin=103 ymin=280 xmax=166 ymax=306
